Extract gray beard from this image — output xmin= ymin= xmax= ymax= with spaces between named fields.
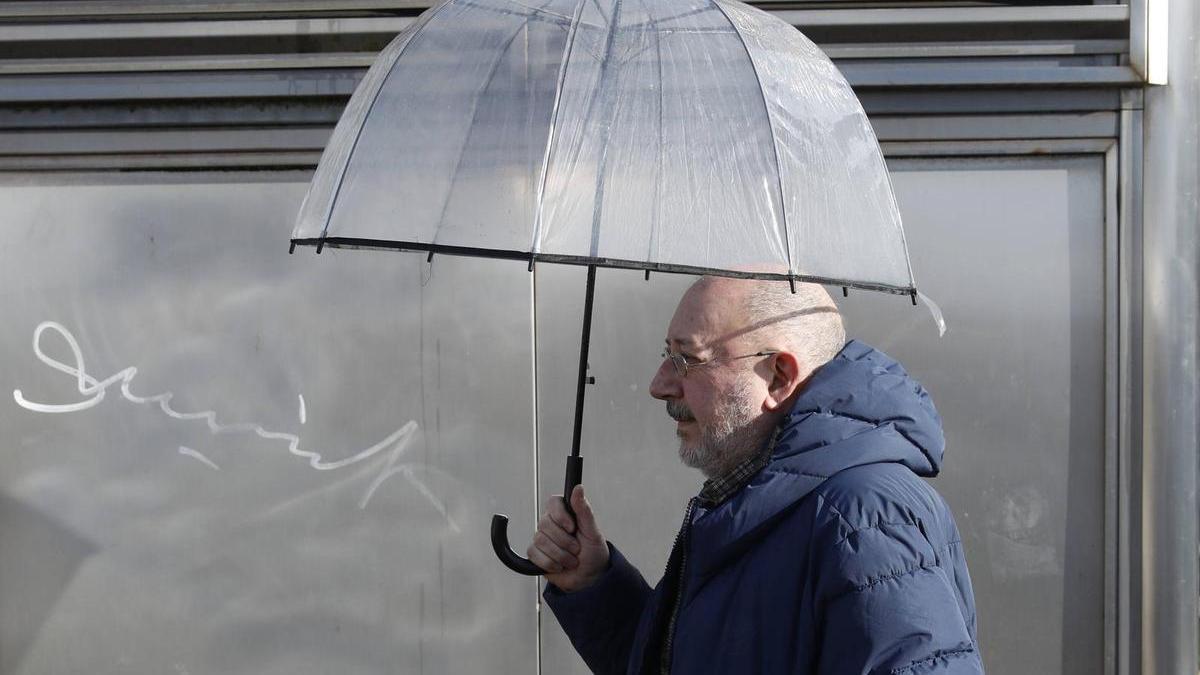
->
xmin=669 ymin=381 xmax=772 ymax=479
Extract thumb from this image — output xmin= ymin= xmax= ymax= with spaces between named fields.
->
xmin=570 ymin=485 xmax=602 ymax=541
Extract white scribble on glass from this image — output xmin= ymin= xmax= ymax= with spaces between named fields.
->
xmin=359 ymin=431 xmax=459 ymax=532
xmin=13 ymin=321 xmax=442 ymax=517
xmin=178 ymin=446 xmax=221 ymax=471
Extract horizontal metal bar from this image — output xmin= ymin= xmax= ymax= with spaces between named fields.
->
xmin=0 ymin=49 xmax=1132 ymax=78
xmin=881 ymin=138 xmax=1116 ymax=157
xmin=858 ymin=88 xmax=1122 ymax=115
xmin=0 ymin=1 xmax=432 ymax=19
xmin=0 ymin=52 xmax=377 ymax=76
xmin=0 ymin=63 xmax=1143 ymax=105
xmin=871 ymin=112 xmax=1120 ymax=141
xmin=0 ymin=70 xmax=363 ymax=103
xmin=0 ymin=90 xmax=1122 ymax=133
xmin=0 ymin=5 xmax=1129 ymax=43
xmin=0 ymin=37 xmax=1132 ymax=75
xmin=0 ymin=113 xmax=1109 ymax=155
xmin=0 ymin=125 xmax=1120 ymax=162
xmin=778 ymin=5 xmax=1130 ymax=28
xmin=290 ymin=237 xmax=917 ymax=296
xmin=0 ymin=100 xmax=344 ymax=130
xmin=0 ymin=151 xmax=322 ymax=171
xmin=840 ymin=64 xmax=1142 ymax=88
xmin=825 ymin=40 xmax=1129 ymax=60
xmin=0 ymin=16 xmax=412 ymax=42
xmin=0 ymin=88 xmax=1122 ymax=131
xmin=0 ymin=127 xmax=330 ymax=154
xmin=0 ymin=2 xmax=1129 ymax=24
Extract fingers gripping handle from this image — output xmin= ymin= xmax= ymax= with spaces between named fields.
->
xmin=490 ymin=456 xmax=583 ymax=576
xmin=561 ymin=455 xmax=582 ymax=520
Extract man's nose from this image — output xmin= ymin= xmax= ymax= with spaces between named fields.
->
xmin=649 ymin=359 xmax=680 ymax=400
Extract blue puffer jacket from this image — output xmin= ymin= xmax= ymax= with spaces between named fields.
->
xmin=545 ymin=340 xmax=983 ymax=674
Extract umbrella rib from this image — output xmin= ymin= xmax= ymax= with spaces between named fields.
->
xmin=624 ymin=5 xmax=714 ymax=32
xmin=585 ymin=0 xmax=626 ymax=258
xmin=461 ymin=0 xmax=592 ymax=29
xmin=501 ymin=0 xmax=578 ymax=25
xmin=588 ymin=0 xmax=610 ymax=27
xmin=710 ymin=0 xmax=796 ymax=284
xmin=317 ymin=0 xmax=454 ymax=243
xmin=878 ymin=145 xmax=918 ymax=293
xmin=646 ymin=0 xmax=665 ymax=264
xmin=528 ymin=0 xmax=589 ymax=256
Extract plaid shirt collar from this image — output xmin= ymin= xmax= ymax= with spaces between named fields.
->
xmin=696 ymin=426 xmax=781 ymax=507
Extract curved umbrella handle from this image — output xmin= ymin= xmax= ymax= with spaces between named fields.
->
xmin=490 ymin=514 xmax=545 ymax=576
xmin=491 ymin=456 xmax=583 ymax=576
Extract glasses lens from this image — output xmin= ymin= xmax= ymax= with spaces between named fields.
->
xmin=661 ymin=350 xmax=686 ymax=377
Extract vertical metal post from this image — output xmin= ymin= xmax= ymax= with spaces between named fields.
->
xmin=1141 ymin=0 xmax=1199 ymax=670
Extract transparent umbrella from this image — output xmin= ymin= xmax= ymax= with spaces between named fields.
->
xmin=291 ymin=0 xmax=918 ymax=575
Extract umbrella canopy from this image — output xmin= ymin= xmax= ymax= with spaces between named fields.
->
xmin=292 ymin=0 xmax=914 ymax=295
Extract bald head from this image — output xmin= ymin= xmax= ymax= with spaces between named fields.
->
xmin=682 ymin=276 xmax=845 ymax=376
xmin=653 ymin=277 xmax=845 ymax=477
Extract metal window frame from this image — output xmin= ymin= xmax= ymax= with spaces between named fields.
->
xmin=1128 ymin=0 xmax=1169 ymax=84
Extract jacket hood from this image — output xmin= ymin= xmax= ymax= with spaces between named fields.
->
xmin=690 ymin=339 xmax=945 ymax=577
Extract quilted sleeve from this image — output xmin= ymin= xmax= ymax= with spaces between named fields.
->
xmin=543 ymin=543 xmax=652 ymax=675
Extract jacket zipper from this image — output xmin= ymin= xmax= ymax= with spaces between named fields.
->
xmin=660 ymin=497 xmax=697 ymax=674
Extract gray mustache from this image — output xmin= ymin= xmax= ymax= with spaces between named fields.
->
xmin=666 ymin=400 xmax=694 ymax=422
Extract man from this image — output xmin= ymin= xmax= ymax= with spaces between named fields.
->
xmin=528 ymin=277 xmax=983 ymax=674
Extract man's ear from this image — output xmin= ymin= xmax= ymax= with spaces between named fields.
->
xmin=763 ymin=351 xmax=806 ymax=412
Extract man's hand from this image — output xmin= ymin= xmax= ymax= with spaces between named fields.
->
xmin=527 ymin=485 xmax=610 ymax=592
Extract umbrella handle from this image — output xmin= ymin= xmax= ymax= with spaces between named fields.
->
xmin=490 ymin=514 xmax=546 ymax=576
xmin=491 ymin=455 xmax=583 ymax=576
xmin=493 ymin=266 xmax=594 ymax=576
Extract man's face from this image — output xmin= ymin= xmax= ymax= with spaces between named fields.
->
xmin=649 ymin=280 xmax=773 ymax=477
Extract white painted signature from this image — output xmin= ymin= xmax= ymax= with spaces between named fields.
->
xmin=13 ymin=321 xmax=456 ymax=529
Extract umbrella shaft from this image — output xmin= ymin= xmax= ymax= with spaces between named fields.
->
xmin=570 ymin=265 xmax=597 ymax=459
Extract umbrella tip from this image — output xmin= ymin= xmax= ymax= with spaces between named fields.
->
xmin=644 ymin=270 xmax=650 ymax=281
xmin=289 ymin=242 xmax=295 ymax=255
xmin=910 ymin=290 xmax=918 ymax=306
xmin=315 ymin=239 xmax=324 ymax=254
xmin=788 ymin=277 xmax=796 ymax=294
xmin=842 ymin=286 xmax=849 ymax=297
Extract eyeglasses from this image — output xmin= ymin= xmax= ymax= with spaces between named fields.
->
xmin=660 ymin=348 xmax=779 ymax=378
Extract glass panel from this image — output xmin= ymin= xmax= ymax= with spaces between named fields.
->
xmin=842 ymin=155 xmax=1107 ymax=675
xmin=0 ymin=175 xmax=539 ymax=674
